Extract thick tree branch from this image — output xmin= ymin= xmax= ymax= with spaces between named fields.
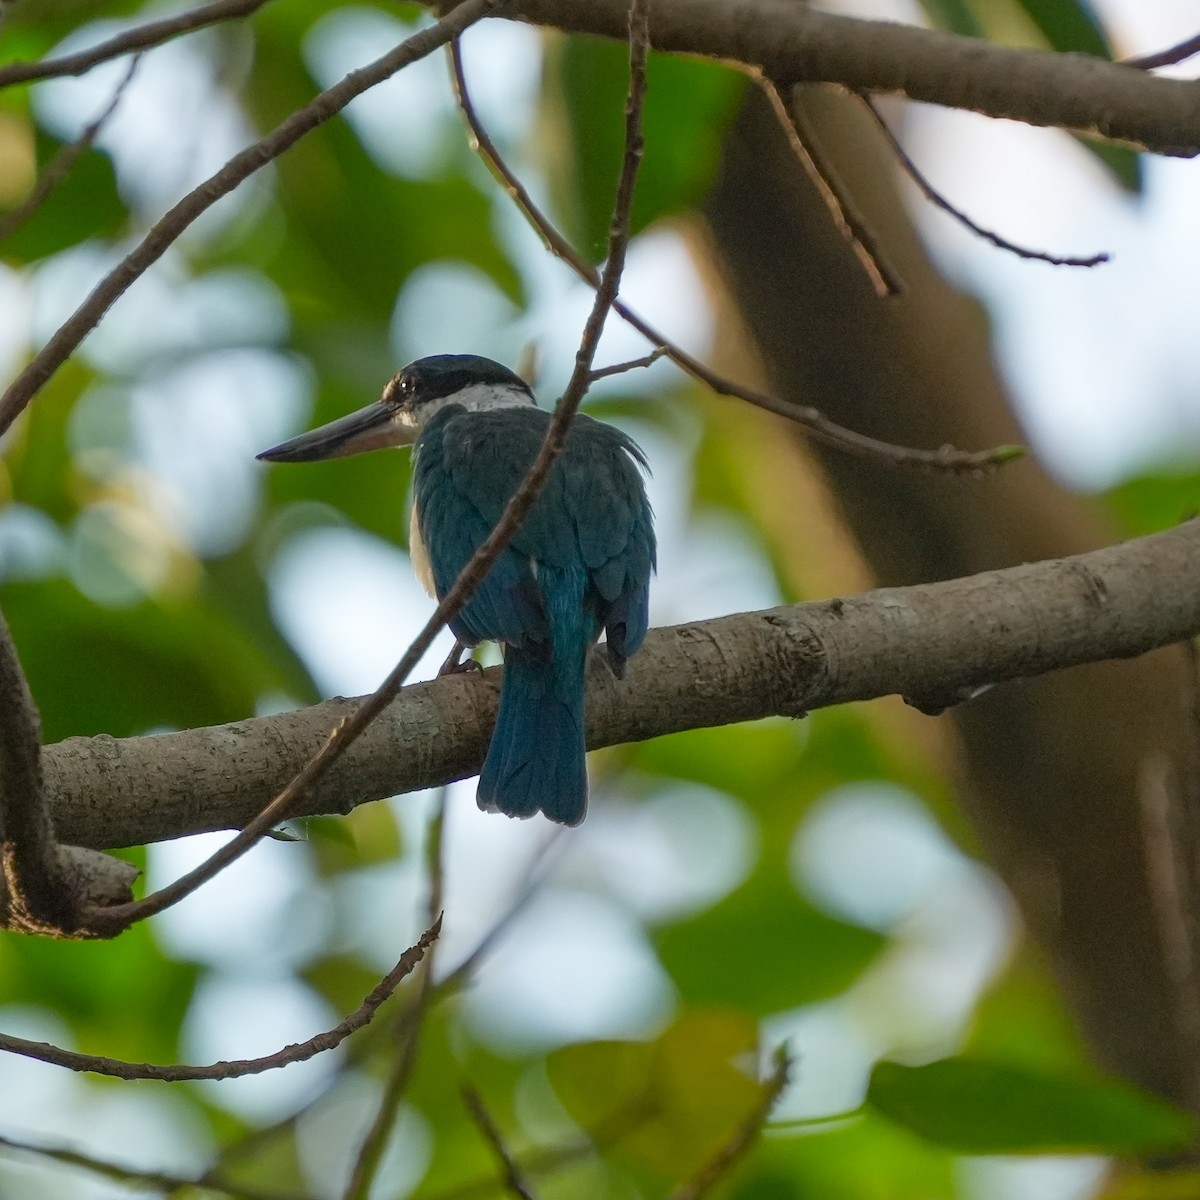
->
xmin=700 ymin=81 xmax=1200 ymax=1104
xmin=63 ymin=0 xmax=643 ymax=941
xmin=432 ymin=0 xmax=1200 ymax=157
xmin=40 ymin=519 xmax=1200 ymax=851
xmin=0 ymin=607 xmax=135 ymax=936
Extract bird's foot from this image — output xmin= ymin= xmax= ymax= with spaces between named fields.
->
xmin=438 ymin=640 xmax=483 ymax=677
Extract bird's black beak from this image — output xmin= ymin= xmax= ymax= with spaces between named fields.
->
xmin=256 ymin=400 xmax=414 ymax=464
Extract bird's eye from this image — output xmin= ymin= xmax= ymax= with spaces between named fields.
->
xmin=384 ymin=374 xmax=416 ymax=407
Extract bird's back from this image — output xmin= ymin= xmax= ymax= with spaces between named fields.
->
xmin=412 ymin=404 xmax=655 ymax=662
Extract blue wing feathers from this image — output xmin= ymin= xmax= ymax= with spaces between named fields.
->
xmin=413 ymin=404 xmax=654 ymax=824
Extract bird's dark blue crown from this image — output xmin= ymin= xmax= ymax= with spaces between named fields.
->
xmin=390 ymin=354 xmax=533 ymax=406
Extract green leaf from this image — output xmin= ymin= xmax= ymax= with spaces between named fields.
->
xmin=734 ymin=1113 xmax=954 ymax=1200
xmin=1077 ymin=137 xmax=1141 ymax=193
xmin=655 ymin=870 xmax=883 ymax=1014
xmin=305 ymin=803 xmax=404 ymax=874
xmin=914 ymin=0 xmax=987 ymax=38
xmin=0 ymin=916 xmax=198 ymax=1063
xmin=1 ymin=577 xmax=311 ymax=741
xmin=867 ymin=1058 xmax=1197 ymax=1154
xmin=1009 ymin=0 xmax=1109 ymax=58
xmin=0 ymin=135 xmax=128 ymax=264
xmin=547 ymin=1010 xmax=768 ymax=1179
xmin=1104 ymin=470 xmax=1200 ymax=537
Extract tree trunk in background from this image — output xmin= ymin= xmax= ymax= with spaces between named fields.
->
xmin=703 ymin=85 xmax=1200 ymax=1108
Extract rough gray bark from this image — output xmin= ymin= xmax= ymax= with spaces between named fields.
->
xmin=427 ymin=0 xmax=1200 ymax=155
xmin=42 ymin=519 xmax=1200 ymax=853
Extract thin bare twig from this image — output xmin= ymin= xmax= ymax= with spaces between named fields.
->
xmin=343 ymin=791 xmax=448 ymax=1200
xmin=447 ymin=41 xmax=1019 ymax=472
xmin=342 ymin=937 xmax=438 ymax=1200
xmin=347 ymin=2 xmax=648 ymax=1188
xmin=0 ymin=56 xmax=141 ymax=246
xmin=208 ymin=830 xmax=554 ymax=1187
xmin=435 ymin=829 xmax=562 ymax=998
xmin=0 ymin=1132 xmax=315 ymax=1200
xmin=0 ymin=0 xmax=498 ymax=440
xmin=0 ymin=919 xmax=438 ymax=1080
xmin=344 ymin=15 xmax=647 ymax=1183
xmin=1125 ymin=32 xmax=1200 ymax=71
xmin=0 ymin=0 xmax=272 ymax=90
xmin=759 ymin=76 xmax=902 ymax=298
xmin=667 ymin=1046 xmax=792 ymax=1200
xmin=25 ymin=2 xmax=498 ymax=940
xmin=428 ymin=1095 xmax=660 ymax=1200
xmin=767 ymin=1105 xmax=865 ymax=1131
xmin=587 ymin=345 xmax=668 ymax=382
xmin=462 ymin=1085 xmax=540 ymax=1200
xmin=860 ymin=97 xmax=1110 ymax=268
xmin=425 ymin=788 xmax=448 ymax=928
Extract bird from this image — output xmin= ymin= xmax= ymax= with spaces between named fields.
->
xmin=257 ymin=354 xmax=656 ymax=827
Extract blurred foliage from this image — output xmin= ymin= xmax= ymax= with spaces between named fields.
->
xmin=1104 ymin=470 xmax=1200 ymax=537
xmin=546 ymin=38 xmax=745 ymax=257
xmin=866 ymin=1059 xmax=1197 ymax=1155
xmin=0 ymin=0 xmax=1192 ymax=1197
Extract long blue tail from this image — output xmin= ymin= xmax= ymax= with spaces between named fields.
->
xmin=477 ymin=577 xmax=591 ymax=826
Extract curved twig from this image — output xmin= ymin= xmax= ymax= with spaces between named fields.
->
xmin=860 ymin=96 xmax=1110 ymax=268
xmin=0 ymin=0 xmax=498 ymax=437
xmin=0 ymin=56 xmax=142 ymax=246
xmin=0 ymin=0 xmax=272 ymax=90
xmin=0 ymin=605 xmax=136 ymax=937
xmin=0 ymin=919 xmax=438 ymax=1080
xmin=447 ymin=39 xmax=1020 ymax=472
xmin=76 ymin=0 xmax=645 ymax=937
xmin=760 ymin=76 xmax=902 ymax=297
xmin=1125 ymin=32 xmax=1200 ymax=71
xmin=0 ymin=1132 xmax=314 ymax=1200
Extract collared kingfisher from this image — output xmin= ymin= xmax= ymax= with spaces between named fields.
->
xmin=257 ymin=354 xmax=656 ymax=827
